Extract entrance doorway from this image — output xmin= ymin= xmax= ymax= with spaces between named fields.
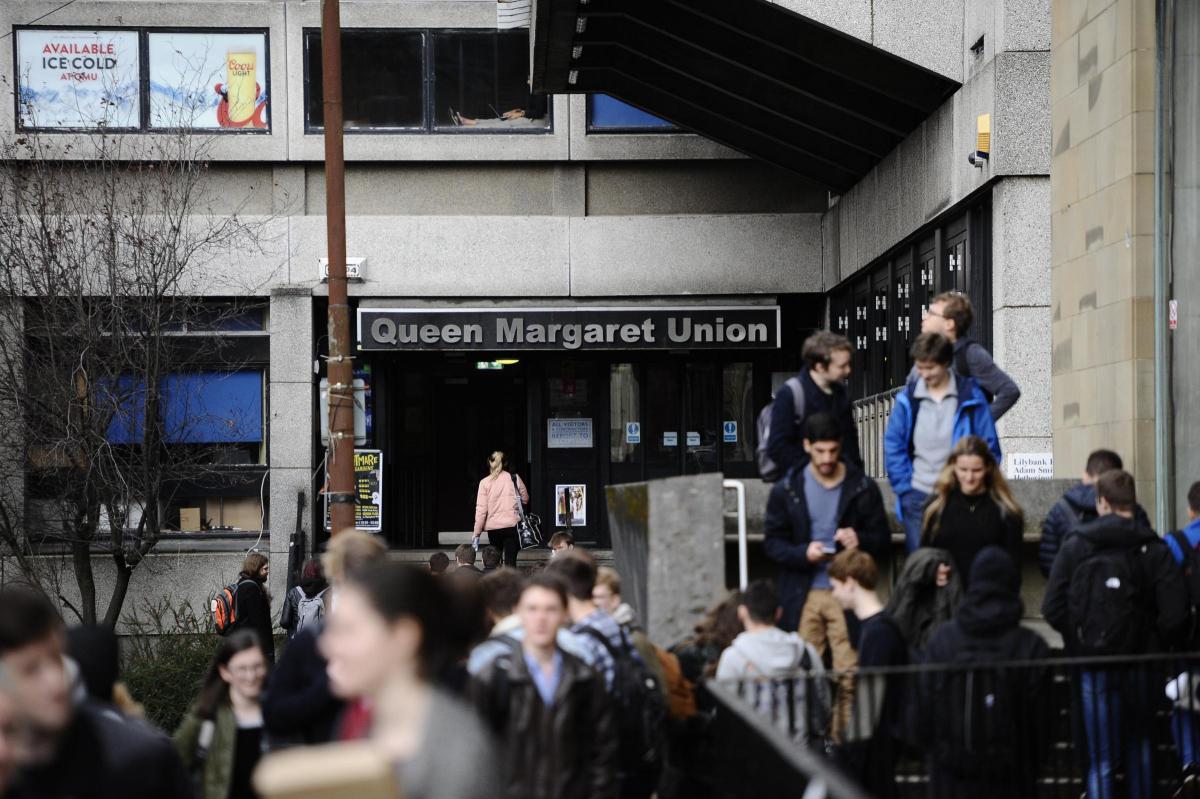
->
xmin=433 ymin=365 xmax=527 ymax=535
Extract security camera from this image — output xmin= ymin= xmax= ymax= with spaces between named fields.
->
xmin=967 ymin=151 xmax=989 ymax=168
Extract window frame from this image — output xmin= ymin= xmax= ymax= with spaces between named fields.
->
xmin=585 ymin=94 xmax=680 ymax=133
xmin=302 ymin=27 xmax=554 ymax=136
xmin=13 ymin=25 xmax=273 ymax=135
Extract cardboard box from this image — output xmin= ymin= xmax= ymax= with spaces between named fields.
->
xmin=179 ymin=507 xmax=202 ymax=532
xmin=222 ymin=497 xmax=263 ymax=531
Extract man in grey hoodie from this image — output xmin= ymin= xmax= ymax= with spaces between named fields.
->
xmin=715 ymin=581 xmax=830 ymax=743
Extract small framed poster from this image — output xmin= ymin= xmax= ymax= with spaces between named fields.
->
xmin=555 ymin=484 xmax=586 ymax=527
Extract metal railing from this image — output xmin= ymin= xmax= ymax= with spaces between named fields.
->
xmin=723 ymin=479 xmax=749 ymax=590
xmin=853 ymin=387 xmax=901 ymax=479
xmin=706 ymin=653 xmax=1200 ymax=798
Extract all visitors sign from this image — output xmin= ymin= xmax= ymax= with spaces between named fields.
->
xmin=357 ymin=306 xmax=781 ymax=351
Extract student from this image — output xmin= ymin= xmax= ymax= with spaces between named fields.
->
xmin=174 ymin=631 xmax=270 ymax=799
xmin=428 ymin=551 xmax=450 ymax=576
xmin=593 ymin=567 xmax=669 ymax=702
xmin=1042 ymin=471 xmax=1188 ymax=799
xmin=918 ymin=547 xmax=1049 ymax=799
xmin=232 ymin=551 xmax=275 ymax=664
xmin=279 ymin=559 xmax=328 ymax=640
xmin=1163 ymin=481 xmax=1200 ymax=780
xmin=916 ymin=291 xmax=1020 ymax=420
xmin=472 ymin=451 xmax=530 ymax=569
xmin=884 ymin=332 xmax=1001 ymax=552
xmin=1 ymin=586 xmax=189 ymax=799
xmin=469 ymin=573 xmax=617 ymax=799
xmin=480 ymin=545 xmax=502 ymax=574
xmin=828 ymin=550 xmax=907 ymax=799
xmin=918 ymin=435 xmax=1024 ymax=588
xmin=549 ymin=531 xmax=576 ymax=558
xmin=1038 ymin=449 xmax=1150 ymax=577
xmin=320 ymin=561 xmax=493 ymax=799
xmin=452 ymin=544 xmax=484 ymax=581
xmin=766 ymin=330 xmax=861 ymax=475
xmin=714 ymin=580 xmax=830 ymax=743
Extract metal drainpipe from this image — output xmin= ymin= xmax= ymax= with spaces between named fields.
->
xmin=1154 ymin=0 xmax=1175 ymax=532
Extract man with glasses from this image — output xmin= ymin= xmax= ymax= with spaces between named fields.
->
xmin=917 ymin=291 xmax=1020 ymax=421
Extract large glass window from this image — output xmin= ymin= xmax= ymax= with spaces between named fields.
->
xmin=587 ymin=94 xmax=677 ymax=131
xmin=609 ymin=363 xmax=640 ymax=464
xmin=721 ymin=363 xmax=754 ymax=464
xmin=304 ymin=29 xmax=551 ymax=134
xmin=306 ymin=30 xmax=424 ymax=130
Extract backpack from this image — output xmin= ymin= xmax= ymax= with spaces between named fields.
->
xmin=1067 ymin=541 xmax=1148 ymax=655
xmin=1170 ymin=530 xmax=1200 ymax=646
xmin=295 ymin=587 xmax=328 ymax=634
xmin=953 ymin=339 xmax=994 ymax=403
xmin=581 ymin=627 xmax=667 ymax=772
xmin=755 ymin=376 xmax=806 ymax=482
xmin=654 ymin=646 xmax=697 ymax=720
xmin=934 ymin=631 xmax=1032 ymax=774
xmin=212 ymin=579 xmax=253 ymax=635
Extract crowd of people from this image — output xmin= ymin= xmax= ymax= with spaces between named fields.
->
xmin=1 ymin=290 xmax=1199 ymax=799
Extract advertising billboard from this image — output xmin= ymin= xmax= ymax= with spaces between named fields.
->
xmin=15 ymin=29 xmax=141 ymax=129
xmin=148 ymin=31 xmax=269 ymax=130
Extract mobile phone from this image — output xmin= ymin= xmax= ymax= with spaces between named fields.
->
xmin=821 ymin=543 xmax=837 ymax=556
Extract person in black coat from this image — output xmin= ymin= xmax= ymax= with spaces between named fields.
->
xmin=919 ymin=435 xmax=1024 ymax=589
xmin=234 ymin=552 xmax=275 ymax=665
xmin=766 ymin=331 xmax=862 ymax=475
xmin=916 ymin=547 xmax=1050 ymax=799
xmin=763 ymin=413 xmax=890 ymax=633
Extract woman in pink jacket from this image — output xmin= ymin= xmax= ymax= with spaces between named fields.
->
xmin=472 ymin=451 xmax=529 ymax=568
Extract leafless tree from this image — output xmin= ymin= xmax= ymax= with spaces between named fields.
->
xmin=0 ymin=88 xmax=283 ymax=627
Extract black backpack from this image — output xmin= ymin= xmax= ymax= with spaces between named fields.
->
xmin=1067 ymin=541 xmax=1148 ymax=655
xmin=581 ymin=627 xmax=667 ymax=773
xmin=935 ymin=636 xmax=1031 ymax=774
xmin=1170 ymin=530 xmax=1200 ymax=646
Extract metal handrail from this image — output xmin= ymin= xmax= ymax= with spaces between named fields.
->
xmin=852 ymin=386 xmax=902 ymax=478
xmin=723 ymin=479 xmax=748 ymax=590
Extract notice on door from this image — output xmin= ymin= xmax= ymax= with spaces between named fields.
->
xmin=663 ymin=431 xmax=678 ymax=447
xmin=324 ymin=448 xmax=383 ymax=532
xmin=625 ymin=422 xmax=641 ymax=444
xmin=548 ymin=418 xmax=593 ymax=449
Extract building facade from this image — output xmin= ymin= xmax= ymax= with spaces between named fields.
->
xmin=0 ymin=0 xmax=1060 ymax=616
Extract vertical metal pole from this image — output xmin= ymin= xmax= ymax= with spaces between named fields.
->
xmin=1154 ymin=0 xmax=1175 ymax=532
xmin=322 ymin=0 xmax=355 ymax=536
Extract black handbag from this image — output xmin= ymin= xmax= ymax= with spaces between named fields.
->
xmin=511 ymin=473 xmax=544 ymax=549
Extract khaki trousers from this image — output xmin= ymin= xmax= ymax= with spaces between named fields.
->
xmin=799 ymin=588 xmax=858 ymax=742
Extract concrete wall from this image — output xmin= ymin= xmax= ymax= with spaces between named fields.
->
xmin=1049 ymin=0 xmax=1159 ymax=511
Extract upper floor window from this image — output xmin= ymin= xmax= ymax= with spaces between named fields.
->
xmin=15 ymin=27 xmax=271 ymax=132
xmin=587 ymin=95 xmax=677 ymax=132
xmin=304 ymin=29 xmax=551 ymax=134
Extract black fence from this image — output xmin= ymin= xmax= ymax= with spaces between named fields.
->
xmin=705 ymin=653 xmax=1200 ymax=799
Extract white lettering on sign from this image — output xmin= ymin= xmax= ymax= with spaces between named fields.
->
xmin=1006 ymin=452 xmax=1053 ymax=480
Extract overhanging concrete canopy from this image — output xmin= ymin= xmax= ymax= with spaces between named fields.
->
xmin=532 ymin=0 xmax=961 ymax=193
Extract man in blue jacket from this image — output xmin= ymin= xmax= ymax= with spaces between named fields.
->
xmin=885 ymin=332 xmax=1001 ymax=552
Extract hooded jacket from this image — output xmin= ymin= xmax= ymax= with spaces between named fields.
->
xmin=883 ymin=373 xmax=1001 ymax=500
xmin=1038 ymin=483 xmax=1152 ymax=576
xmin=714 ymin=628 xmax=831 ymax=741
xmin=1041 ymin=513 xmax=1188 ymax=654
xmin=763 ymin=461 xmax=890 ymax=624
xmin=765 ymin=369 xmax=863 ymax=474
xmin=884 ymin=547 xmax=964 ymax=650
xmin=279 ymin=578 xmax=329 ymax=638
xmin=469 ymin=645 xmax=617 ymax=799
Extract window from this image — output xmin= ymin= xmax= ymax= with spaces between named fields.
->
xmin=106 ymin=371 xmax=264 ymax=446
xmin=587 ymin=94 xmax=677 ymax=131
xmin=609 ymin=363 xmax=639 ymax=464
xmin=306 ymin=30 xmax=424 ymax=130
xmin=15 ymin=27 xmax=271 ymax=132
xmin=304 ymin=29 xmax=551 ymax=134
xmin=722 ymin=363 xmax=754 ymax=464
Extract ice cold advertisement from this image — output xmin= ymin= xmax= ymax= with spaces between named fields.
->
xmin=16 ymin=29 xmax=141 ymax=129
xmin=148 ymin=32 xmax=269 ymax=130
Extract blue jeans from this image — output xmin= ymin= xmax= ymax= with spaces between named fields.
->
xmin=1079 ymin=669 xmax=1152 ymax=799
xmin=899 ymin=490 xmax=928 ymax=553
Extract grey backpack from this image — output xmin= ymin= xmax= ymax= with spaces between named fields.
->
xmin=755 ymin=376 xmax=805 ymax=482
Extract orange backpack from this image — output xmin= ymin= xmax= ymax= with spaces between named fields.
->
xmin=212 ymin=580 xmax=250 ymax=635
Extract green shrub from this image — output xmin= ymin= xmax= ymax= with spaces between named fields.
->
xmin=120 ymin=598 xmax=219 ymax=734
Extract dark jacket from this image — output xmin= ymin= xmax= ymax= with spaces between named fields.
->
xmin=15 ymin=702 xmax=190 ymax=799
xmin=469 ymin=646 xmax=618 ymax=799
xmin=922 ymin=490 xmax=1024 ymax=588
xmin=1037 ymin=483 xmax=1152 ymax=576
xmin=885 ymin=547 xmax=965 ymax=650
xmin=1041 ymin=513 xmax=1188 ymax=653
xmin=766 ymin=370 xmax=862 ymax=475
xmin=279 ymin=578 xmax=328 ymax=638
xmin=262 ymin=625 xmax=343 ymax=745
xmin=884 ymin=373 xmax=1001 ymax=500
xmin=764 ymin=462 xmax=890 ymax=628
xmin=235 ymin=578 xmax=275 ymax=664
xmin=906 ymin=338 xmax=1021 ymax=421
xmin=917 ymin=548 xmax=1049 ymax=797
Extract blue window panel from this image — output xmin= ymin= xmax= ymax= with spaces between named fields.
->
xmin=106 ymin=371 xmax=264 ymax=444
xmin=587 ymin=95 xmax=675 ymax=129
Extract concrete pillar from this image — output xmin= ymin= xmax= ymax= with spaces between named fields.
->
xmin=1049 ymin=0 xmax=1158 ymax=512
xmin=268 ymin=287 xmax=315 ymax=611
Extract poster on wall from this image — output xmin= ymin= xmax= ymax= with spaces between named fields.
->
xmin=148 ymin=31 xmax=269 ymax=129
xmin=555 ymin=484 xmax=586 ymax=527
xmin=324 ymin=448 xmax=383 ymax=532
xmin=15 ymin=29 xmax=142 ymax=129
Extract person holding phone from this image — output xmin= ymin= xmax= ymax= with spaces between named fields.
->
xmin=763 ymin=413 xmax=890 ymax=741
